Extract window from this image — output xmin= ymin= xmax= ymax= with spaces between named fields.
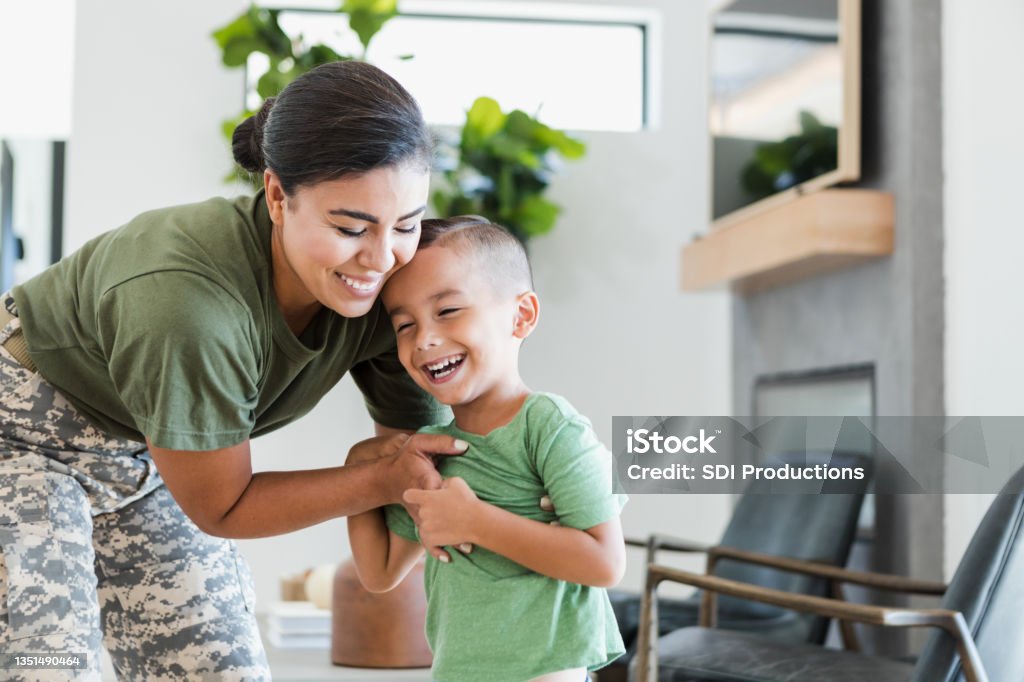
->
xmin=249 ymin=1 xmax=659 ymax=132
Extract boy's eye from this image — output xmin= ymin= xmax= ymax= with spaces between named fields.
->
xmin=395 ymin=321 xmax=414 ymax=333
xmin=438 ymin=307 xmax=460 ymax=316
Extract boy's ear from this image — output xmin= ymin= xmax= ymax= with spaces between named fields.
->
xmin=512 ymin=291 xmax=540 ymax=340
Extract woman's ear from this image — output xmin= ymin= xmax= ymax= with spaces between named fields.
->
xmin=512 ymin=291 xmax=540 ymax=340
xmin=264 ymin=169 xmax=287 ymax=225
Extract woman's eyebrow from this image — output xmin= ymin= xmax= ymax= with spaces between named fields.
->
xmin=328 ymin=205 xmax=427 ymax=223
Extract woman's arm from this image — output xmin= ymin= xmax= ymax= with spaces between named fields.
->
xmin=347 ymin=508 xmax=425 ymax=592
xmin=147 ymin=432 xmax=467 ymax=539
xmin=405 ymin=478 xmax=626 ymax=588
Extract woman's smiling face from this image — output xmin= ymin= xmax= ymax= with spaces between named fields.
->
xmin=267 ymin=164 xmax=430 ymax=319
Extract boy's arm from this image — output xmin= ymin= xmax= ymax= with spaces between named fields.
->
xmin=405 ymin=478 xmax=625 ymax=587
xmin=347 ymin=508 xmax=425 ymax=593
xmin=474 ymin=501 xmax=625 ymax=587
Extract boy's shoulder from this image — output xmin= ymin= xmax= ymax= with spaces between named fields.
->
xmin=522 ymin=392 xmax=596 ymax=442
xmin=523 ymin=391 xmax=582 ymax=421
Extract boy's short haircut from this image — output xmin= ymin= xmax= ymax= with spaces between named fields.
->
xmin=418 ymin=216 xmax=534 ymax=295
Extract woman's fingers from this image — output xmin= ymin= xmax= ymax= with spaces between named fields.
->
xmin=407 ymin=433 xmax=469 ymax=459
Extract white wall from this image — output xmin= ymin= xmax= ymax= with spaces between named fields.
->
xmin=0 ymin=1 xmax=75 ymax=138
xmin=942 ymin=0 xmax=1024 ymax=578
xmin=66 ymin=0 xmax=732 ymax=611
xmin=66 ymin=1 xmax=249 ymax=251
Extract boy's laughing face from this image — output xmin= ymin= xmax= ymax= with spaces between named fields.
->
xmin=382 ymin=245 xmax=531 ymax=410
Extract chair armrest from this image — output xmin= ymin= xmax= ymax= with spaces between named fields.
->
xmin=626 ymin=534 xmax=710 ymax=553
xmin=635 ymin=564 xmax=988 ymax=682
xmin=708 ymin=545 xmax=948 ymax=595
xmin=625 ymin=533 xmax=710 ymax=566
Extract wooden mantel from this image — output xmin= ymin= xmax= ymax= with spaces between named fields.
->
xmin=681 ymin=189 xmax=894 ymax=293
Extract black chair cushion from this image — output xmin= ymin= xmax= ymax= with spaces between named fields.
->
xmin=634 ymin=628 xmax=914 ymax=682
xmin=610 ymin=591 xmax=809 ymax=666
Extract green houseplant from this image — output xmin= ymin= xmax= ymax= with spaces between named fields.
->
xmin=432 ymin=97 xmax=585 ymax=244
xmin=212 ymin=2 xmax=586 ymax=244
xmin=212 ymin=0 xmax=398 ymax=186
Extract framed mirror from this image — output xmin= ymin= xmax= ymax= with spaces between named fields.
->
xmin=710 ymin=0 xmax=861 ymax=229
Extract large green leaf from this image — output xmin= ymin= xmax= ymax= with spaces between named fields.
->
xmin=463 ymin=97 xmax=506 ymax=150
xmin=212 ymin=6 xmax=292 ymax=66
xmin=540 ymin=128 xmax=586 ymax=159
xmin=342 ymin=0 xmax=398 ymax=53
xmin=488 ymin=135 xmax=535 ymax=165
xmin=256 ymin=63 xmax=295 ymax=99
xmin=504 ymin=110 xmax=541 ymax=141
xmin=513 ymin=195 xmax=561 ymax=238
xmin=301 ymin=44 xmax=350 ymax=68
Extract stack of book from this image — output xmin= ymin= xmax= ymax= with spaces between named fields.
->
xmin=265 ymin=601 xmax=332 ymax=649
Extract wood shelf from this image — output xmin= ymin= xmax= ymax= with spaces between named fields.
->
xmin=681 ymin=189 xmax=894 ymax=293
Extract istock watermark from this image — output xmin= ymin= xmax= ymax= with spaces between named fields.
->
xmin=611 ymin=416 xmax=1024 ymax=495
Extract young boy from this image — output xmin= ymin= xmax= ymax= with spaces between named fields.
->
xmin=347 ymin=216 xmax=627 ymax=682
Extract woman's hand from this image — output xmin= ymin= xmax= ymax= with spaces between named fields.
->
xmin=378 ymin=433 xmax=468 ymax=503
xmin=345 ymin=432 xmax=465 ymax=500
xmin=346 ymin=433 xmax=469 ymax=562
xmin=345 ymin=433 xmax=409 ymax=466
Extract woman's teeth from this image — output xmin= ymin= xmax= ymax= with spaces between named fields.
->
xmin=338 ymin=273 xmax=376 ymax=291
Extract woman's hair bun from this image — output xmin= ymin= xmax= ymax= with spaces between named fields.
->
xmin=231 ymin=97 xmax=276 ymax=174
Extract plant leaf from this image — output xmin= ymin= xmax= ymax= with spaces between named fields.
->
xmin=301 ymin=44 xmax=350 ymax=68
xmin=256 ymin=64 xmax=294 ymax=98
xmin=212 ymin=6 xmax=292 ymax=66
xmin=514 ymin=195 xmax=561 ymax=238
xmin=342 ymin=0 xmax=399 ymax=53
xmin=464 ymin=97 xmax=506 ymax=142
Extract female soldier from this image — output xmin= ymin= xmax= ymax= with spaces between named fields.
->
xmin=0 ymin=61 xmax=464 ymax=680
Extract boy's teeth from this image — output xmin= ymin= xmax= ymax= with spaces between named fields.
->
xmin=427 ymin=355 xmax=463 ymax=371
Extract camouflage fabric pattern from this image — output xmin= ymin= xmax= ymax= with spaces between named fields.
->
xmin=1 ymin=293 xmax=270 ymax=680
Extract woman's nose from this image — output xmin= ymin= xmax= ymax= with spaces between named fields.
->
xmin=357 ymin=233 xmax=396 ymax=274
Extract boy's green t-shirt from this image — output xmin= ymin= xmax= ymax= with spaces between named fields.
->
xmin=11 ymin=192 xmax=448 ymax=450
xmin=386 ymin=392 xmax=627 ymax=682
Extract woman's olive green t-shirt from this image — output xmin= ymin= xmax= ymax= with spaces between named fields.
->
xmin=11 ymin=192 xmax=447 ymax=450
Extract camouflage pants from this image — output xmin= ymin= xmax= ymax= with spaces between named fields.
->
xmin=0 ymin=294 xmax=270 ymax=681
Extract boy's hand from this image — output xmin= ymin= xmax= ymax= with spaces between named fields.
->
xmin=404 ymin=477 xmax=482 ymax=549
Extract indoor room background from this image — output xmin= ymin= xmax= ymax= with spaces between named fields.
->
xmin=2 ymin=0 xmax=1022 ymax=640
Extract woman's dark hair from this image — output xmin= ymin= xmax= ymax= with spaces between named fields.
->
xmin=232 ymin=61 xmax=432 ymax=194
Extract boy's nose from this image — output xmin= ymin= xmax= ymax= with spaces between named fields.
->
xmin=415 ymin=326 xmax=441 ymax=351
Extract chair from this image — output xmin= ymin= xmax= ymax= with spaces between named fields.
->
xmin=607 ymin=452 xmax=870 ymax=678
xmin=633 ymin=463 xmax=1024 ymax=682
